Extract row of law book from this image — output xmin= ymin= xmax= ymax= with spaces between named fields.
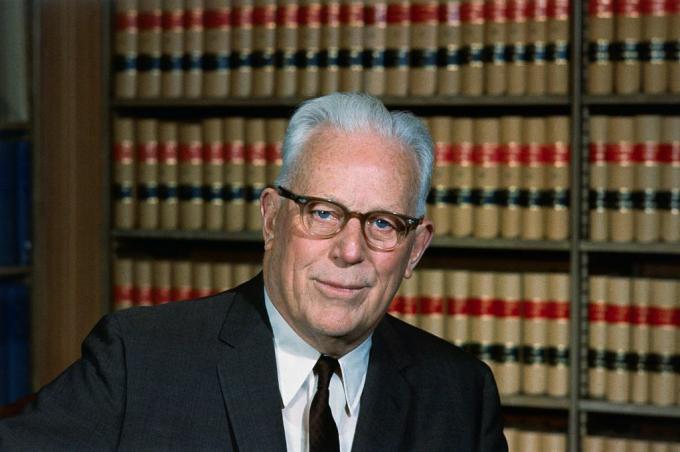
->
xmin=113 ymin=257 xmax=261 ymax=310
xmin=113 ymin=116 xmax=287 ymax=231
xmin=504 ymin=428 xmax=566 ymax=452
xmin=426 ymin=115 xmax=570 ymax=240
xmin=589 ymin=115 xmax=680 ymax=243
xmin=388 ymin=269 xmax=571 ymax=397
xmin=588 ymin=275 xmax=680 ymax=406
xmin=584 ymin=435 xmax=680 ymax=452
xmin=0 ymin=133 xmax=31 ymax=266
xmin=113 ymin=0 xmax=570 ymax=99
xmin=587 ymin=0 xmax=680 ymax=94
xmin=0 ymin=282 xmax=30 ymax=406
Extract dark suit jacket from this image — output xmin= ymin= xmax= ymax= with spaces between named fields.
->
xmin=0 ymin=274 xmax=507 ymax=451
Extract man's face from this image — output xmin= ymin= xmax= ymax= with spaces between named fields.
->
xmin=261 ymin=127 xmax=433 ymax=356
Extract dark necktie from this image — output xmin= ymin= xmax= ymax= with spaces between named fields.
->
xmin=309 ymin=355 xmax=341 ymax=452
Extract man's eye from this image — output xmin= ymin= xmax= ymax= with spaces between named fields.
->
xmin=372 ymin=217 xmax=396 ymax=230
xmin=312 ymin=209 xmax=335 ymax=221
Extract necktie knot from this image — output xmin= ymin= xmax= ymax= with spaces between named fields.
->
xmin=314 ymin=355 xmax=339 ymax=391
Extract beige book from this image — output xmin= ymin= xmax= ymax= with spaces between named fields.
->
xmin=521 ymin=272 xmax=549 ymax=395
xmin=274 ymin=0 xmax=300 ymax=97
xmin=231 ymin=0 xmax=255 ymax=97
xmin=212 ymin=262 xmax=233 ymax=292
xmin=542 ymin=432 xmax=567 ymax=452
xmin=469 ymin=272 xmax=496 ymax=369
xmin=265 ymin=119 xmax=286 ymax=185
xmin=473 ymin=118 xmax=501 ymax=239
xmin=203 ymin=0 xmax=231 ymax=97
xmin=630 ymin=277 xmax=651 ymax=404
xmin=436 ymin=0 xmax=461 ymax=95
xmin=224 ymin=117 xmax=247 ymax=231
xmin=136 ymin=118 xmax=160 ymax=230
xmin=500 ymin=116 xmax=522 ymax=239
xmin=445 ymin=270 xmax=470 ymax=347
xmin=152 ymin=259 xmax=172 ymax=304
xmin=669 ymin=7 xmax=680 ymax=93
xmin=460 ymin=0 xmax=484 ymax=95
xmin=588 ymin=275 xmax=608 ymax=398
xmin=520 ymin=118 xmax=546 ymax=240
xmin=649 ymin=279 xmax=677 ymax=406
xmin=546 ymin=0 xmax=569 ymax=94
xmin=159 ymin=121 xmax=179 ymax=230
xmin=587 ymin=0 xmax=615 ymax=94
xmin=526 ymin=0 xmax=547 ymax=95
xmin=401 ymin=271 xmax=420 ymax=327
xmin=385 ymin=0 xmax=410 ymax=96
xmin=137 ymin=0 xmax=162 ymax=98
xmin=178 ymin=123 xmax=204 ymax=230
xmin=297 ymin=0 xmax=323 ymax=96
xmin=114 ymin=117 xmax=137 ymax=229
xmin=545 ymin=116 xmax=570 ymax=240
xmin=483 ymin=0 xmax=508 ymax=95
xmin=613 ymin=0 xmax=642 ymax=94
xmin=193 ymin=262 xmax=214 ymax=297
xmin=245 ymin=119 xmax=267 ymax=231
xmin=608 ymin=116 xmax=636 ymax=242
xmin=161 ymin=0 xmax=185 ymax=98
xmin=362 ymin=0 xmax=387 ymax=95
xmin=590 ymin=115 xmax=609 ymax=241
xmin=605 ymin=276 xmax=632 ymax=403
xmin=409 ymin=0 xmax=438 ymax=95
xmin=450 ymin=118 xmax=475 ymax=237
xmin=134 ymin=259 xmax=154 ymax=306
xmin=115 ymin=0 xmax=139 ymax=98
xmin=660 ymin=116 xmax=680 ymax=242
xmin=114 ymin=258 xmax=134 ymax=310
xmin=319 ymin=0 xmax=341 ymax=93
xmin=495 ymin=272 xmax=522 ymax=396
xmin=546 ymin=272 xmax=569 ymax=397
xmin=634 ymin=115 xmax=662 ymax=242
xmin=506 ymin=0 xmax=528 ymax=95
xmin=203 ymin=118 xmax=225 ymax=230
xmin=641 ymin=0 xmax=668 ymax=93
xmin=172 ymin=260 xmax=193 ymax=301
xmin=419 ymin=269 xmax=446 ymax=338
xmin=183 ymin=0 xmax=205 ymax=97
xmin=338 ymin=0 xmax=364 ymax=91
xmin=429 ymin=117 xmax=453 ymax=235
xmin=252 ymin=0 xmax=276 ymax=97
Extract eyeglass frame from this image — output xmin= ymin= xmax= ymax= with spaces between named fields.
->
xmin=275 ymin=185 xmax=423 ymax=251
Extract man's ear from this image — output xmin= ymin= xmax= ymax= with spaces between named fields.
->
xmin=403 ymin=219 xmax=434 ymax=279
xmin=260 ymin=187 xmax=280 ymax=250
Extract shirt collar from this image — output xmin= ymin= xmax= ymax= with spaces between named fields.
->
xmin=264 ymin=289 xmax=372 ymax=416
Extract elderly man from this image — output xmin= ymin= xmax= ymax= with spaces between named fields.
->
xmin=0 ymin=93 xmax=507 ymax=451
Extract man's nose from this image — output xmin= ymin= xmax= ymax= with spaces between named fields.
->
xmin=329 ymin=217 xmax=366 ymax=266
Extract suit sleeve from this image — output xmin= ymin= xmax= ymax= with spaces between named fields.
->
xmin=0 ymin=314 xmax=127 ymax=451
xmin=478 ymin=363 xmax=508 ymax=452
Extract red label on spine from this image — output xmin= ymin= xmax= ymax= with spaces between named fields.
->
xmin=232 ymin=6 xmax=254 ymax=27
xmin=605 ymin=143 xmax=634 ymax=164
xmin=172 ymin=287 xmax=193 ymax=301
xmin=159 ymin=142 xmax=178 ymax=163
xmin=499 ymin=143 xmax=522 ymax=164
xmin=527 ymin=0 xmax=548 ymax=18
xmin=674 ymin=308 xmax=680 ymax=327
xmin=452 ymin=143 xmax=474 ymax=164
xmin=246 ymin=143 xmax=267 ymax=164
xmin=321 ymin=2 xmax=341 ymax=24
xmin=420 ymin=296 xmax=445 ymax=314
xmin=658 ymin=143 xmax=680 ymax=163
xmin=253 ymin=5 xmax=276 ymax=26
xmin=153 ymin=287 xmax=172 ymax=304
xmin=588 ymin=0 xmax=614 ymax=15
xmin=519 ymin=144 xmax=546 ymax=165
xmin=116 ymin=12 xmax=138 ymax=31
xmin=265 ymin=144 xmax=283 ymax=163
xmin=468 ymin=297 xmax=495 ymax=316
xmin=114 ymin=285 xmax=133 ymax=301
xmin=389 ymin=296 xmax=405 ymax=314
xmin=546 ymin=143 xmax=570 ymax=165
xmin=411 ymin=3 xmax=439 ymax=23
xmin=522 ymin=300 xmax=549 ymax=319
xmin=225 ymin=142 xmax=246 ymax=163
xmin=589 ymin=302 xmax=607 ymax=322
xmin=494 ymin=299 xmax=522 ymax=317
xmin=640 ymin=0 xmax=666 ymax=13
xmin=666 ymin=0 xmax=679 ymax=13
xmin=605 ymin=304 xmax=631 ymax=323
xmin=276 ymin=4 xmax=299 ymax=26
xmin=614 ymin=0 xmax=642 ymax=15
xmin=435 ymin=143 xmax=454 ymax=165
xmin=546 ymin=300 xmax=570 ymax=319
xmin=162 ymin=10 xmax=185 ymax=30
xmin=483 ymin=0 xmax=507 ymax=21
xmin=138 ymin=11 xmax=162 ymax=30
xmin=630 ymin=305 xmax=650 ymax=325
xmin=632 ymin=143 xmax=660 ymax=163
xmin=184 ymin=7 xmax=205 ymax=28
xmin=364 ymin=4 xmax=388 ymax=24
xmin=447 ymin=297 xmax=470 ymax=315
xmin=299 ymin=3 xmax=323 ymax=25
xmin=402 ymin=296 xmax=420 ymax=315
xmin=547 ymin=0 xmax=570 ymax=17
xmin=203 ymin=143 xmax=224 ymax=164
xmin=473 ymin=143 xmax=501 ymax=165
xmin=133 ymin=286 xmax=153 ymax=305
xmin=460 ymin=0 xmax=485 ymax=22
xmin=438 ymin=1 xmax=462 ymax=22
xmin=179 ymin=143 xmax=203 ymax=162
xmin=340 ymin=2 xmax=365 ymax=24
xmin=387 ymin=3 xmax=411 ymax=22
xmin=507 ymin=0 xmax=529 ymax=20
xmin=114 ymin=143 xmax=134 ymax=163
xmin=204 ymin=8 xmax=231 ymax=28
xmin=649 ymin=306 xmax=676 ymax=326
xmin=192 ymin=288 xmax=214 ymax=299
xmin=589 ymin=143 xmax=607 ymax=163
xmin=137 ymin=142 xmax=159 ymax=163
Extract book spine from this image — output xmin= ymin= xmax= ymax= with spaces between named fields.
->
xmin=275 ymin=0 xmax=301 ymax=97
xmin=649 ymin=278 xmax=677 ymax=405
xmin=401 ymin=271 xmax=420 ymax=326
xmin=114 ymin=258 xmax=134 ymax=310
xmin=419 ymin=269 xmax=446 ymax=338
xmin=629 ymin=277 xmax=651 ymax=403
xmin=473 ymin=118 xmax=501 ymax=239
xmin=114 ymin=117 xmax=136 ymax=229
xmin=520 ymin=117 xmax=546 ymax=240
xmin=183 ymin=0 xmax=205 ymax=97
xmin=136 ymin=118 xmax=160 ymax=229
xmin=245 ymin=119 xmax=267 ymax=231
xmin=114 ymin=0 xmax=139 ymax=98
xmin=526 ymin=0 xmax=548 ymax=94
xmin=385 ymin=0 xmax=411 ymax=95
xmin=297 ymin=0 xmax=323 ymax=96
xmin=506 ymin=0 xmax=529 ymax=94
xmin=545 ymin=116 xmax=570 ymax=240
xmin=450 ymin=118 xmax=475 ymax=237
xmin=494 ymin=272 xmax=522 ymax=396
xmin=161 ymin=0 xmax=185 ymax=98
xmin=252 ymin=0 xmax=276 ymax=97
xmin=605 ymin=276 xmax=631 ymax=402
xmin=546 ymin=0 xmax=569 ymax=94
xmin=499 ymin=116 xmax=522 ymax=239
xmin=546 ymin=273 xmax=570 ymax=396
xmin=339 ymin=0 xmax=365 ymax=91
xmin=159 ymin=121 xmax=179 ymax=230
xmin=587 ymin=0 xmax=615 ymax=94
xmin=320 ymin=0 xmax=341 ymax=93
xmin=613 ymin=0 xmax=642 ymax=93
xmin=362 ymin=0 xmax=388 ymax=95
xmin=203 ymin=0 xmax=231 ymax=97
xmin=633 ymin=115 xmax=662 ymax=242
xmin=212 ymin=262 xmax=233 ymax=292
xmin=152 ymin=259 xmax=172 ymax=304
xmin=192 ymin=262 xmax=214 ymax=298
xmin=202 ymin=118 xmax=225 ymax=230
xmin=468 ymin=272 xmax=496 ymax=369
xmin=410 ymin=0 xmax=439 ymax=95
xmin=428 ymin=117 xmax=453 ymax=236
xmin=640 ymin=0 xmax=667 ymax=93
xmin=133 ymin=259 xmax=154 ymax=306
xmin=590 ymin=115 xmax=609 ymax=241
xmin=138 ymin=0 xmax=162 ymax=98
xmin=172 ymin=260 xmax=193 ymax=300
xmin=460 ymin=0 xmax=485 ymax=94
xmin=445 ymin=269 xmax=470 ymax=347
xmin=224 ymin=117 xmax=247 ymax=231
xmin=607 ymin=116 xmax=635 ymax=242
xmin=668 ymin=0 xmax=680 ymax=93
xmin=178 ymin=123 xmax=205 ymax=230
xmin=660 ymin=116 xmax=680 ymax=242
xmin=521 ymin=272 xmax=549 ymax=395
xmin=265 ymin=119 xmax=286 ymax=185
xmin=436 ymin=0 xmax=461 ymax=95
xmin=588 ymin=275 xmax=608 ymax=398
xmin=482 ymin=0 xmax=507 ymax=95
xmin=231 ymin=0 xmax=255 ymax=97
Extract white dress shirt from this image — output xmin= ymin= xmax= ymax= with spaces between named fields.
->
xmin=264 ymin=291 xmax=372 ymax=452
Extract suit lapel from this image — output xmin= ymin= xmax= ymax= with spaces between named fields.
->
xmin=351 ymin=317 xmax=413 ymax=452
xmin=216 ymin=274 xmax=287 ymax=452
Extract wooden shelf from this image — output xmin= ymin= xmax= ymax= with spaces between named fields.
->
xmin=502 ymin=395 xmax=571 ymax=410
xmin=0 ymin=266 xmax=31 ymax=277
xmin=580 ymin=400 xmax=680 ymax=418
xmin=584 ymin=94 xmax=680 ymax=107
xmin=581 ymin=241 xmax=680 ymax=255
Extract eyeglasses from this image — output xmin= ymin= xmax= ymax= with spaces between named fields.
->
xmin=276 ymin=186 xmax=422 ymax=251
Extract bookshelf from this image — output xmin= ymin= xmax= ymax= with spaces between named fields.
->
xmin=102 ymin=0 xmax=680 ymax=450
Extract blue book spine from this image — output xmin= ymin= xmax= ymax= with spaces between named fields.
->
xmin=15 ymin=139 xmax=32 ymax=265
xmin=6 ymin=282 xmax=30 ymax=403
xmin=0 ymin=138 xmax=18 ymax=266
